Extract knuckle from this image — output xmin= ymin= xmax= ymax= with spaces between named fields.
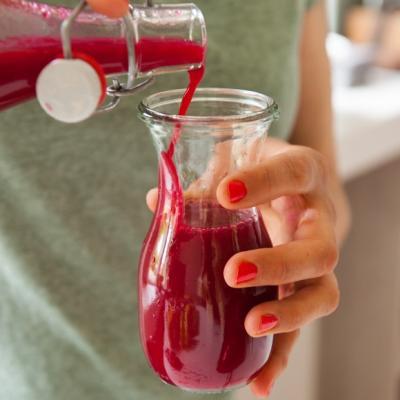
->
xmin=311 ymin=150 xmax=328 ymax=182
xmin=317 ymin=241 xmax=339 ymax=274
xmin=328 ymin=284 xmax=340 ymax=314
xmin=261 ymin=162 xmax=276 ymax=189
xmin=297 ymin=147 xmax=329 ymax=188
xmin=272 ymin=256 xmax=291 ymax=284
xmin=323 ymin=243 xmax=339 ymax=273
xmin=320 ymin=276 xmax=340 ymax=316
xmin=283 ymin=152 xmax=312 ymax=191
xmin=289 ymin=305 xmax=305 ymax=329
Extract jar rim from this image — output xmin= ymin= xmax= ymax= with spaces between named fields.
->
xmin=138 ymin=88 xmax=279 ymax=126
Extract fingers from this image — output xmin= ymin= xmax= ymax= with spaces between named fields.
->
xmin=87 ymin=0 xmax=129 ymax=18
xmin=250 ymin=331 xmax=300 ymax=398
xmin=217 ymin=146 xmax=328 ymax=209
xmin=224 ymin=207 xmax=338 ymax=287
xmin=224 ymin=238 xmax=338 ymax=287
xmin=244 ymin=274 xmax=339 ymax=337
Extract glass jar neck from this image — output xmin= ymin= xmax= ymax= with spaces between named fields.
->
xmin=139 ymin=88 xmax=279 ymax=198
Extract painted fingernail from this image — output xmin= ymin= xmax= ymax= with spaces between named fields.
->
xmin=236 ymin=262 xmax=258 ymax=284
xmin=228 ymin=180 xmax=247 ymax=203
xmin=260 ymin=314 xmax=279 ymax=332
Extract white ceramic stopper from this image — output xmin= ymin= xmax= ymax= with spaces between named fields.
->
xmin=36 ymin=58 xmax=103 ymax=123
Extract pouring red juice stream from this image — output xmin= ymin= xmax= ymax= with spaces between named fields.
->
xmin=139 ymin=57 xmax=277 ymax=390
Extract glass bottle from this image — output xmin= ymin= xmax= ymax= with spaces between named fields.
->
xmin=0 ymin=0 xmax=206 ymax=110
xmin=137 ymin=88 xmax=280 ymax=392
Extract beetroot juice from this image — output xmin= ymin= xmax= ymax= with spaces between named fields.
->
xmin=139 ymin=201 xmax=276 ymax=391
xmin=0 ymin=36 xmax=205 ymax=110
xmin=138 ymin=87 xmax=279 ymax=392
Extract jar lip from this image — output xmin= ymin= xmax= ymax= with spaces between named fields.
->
xmin=138 ymin=88 xmax=279 ymax=125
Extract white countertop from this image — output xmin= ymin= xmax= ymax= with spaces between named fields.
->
xmin=334 ymin=68 xmax=400 ymax=181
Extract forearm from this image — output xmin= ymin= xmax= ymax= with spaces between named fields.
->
xmin=290 ymin=0 xmax=351 ymax=246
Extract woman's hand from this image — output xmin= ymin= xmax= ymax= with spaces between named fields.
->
xmin=146 ymin=137 xmax=347 ymax=398
xmin=215 ymin=138 xmax=341 ymax=398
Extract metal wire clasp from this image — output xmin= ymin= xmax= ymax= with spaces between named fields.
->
xmin=60 ymin=0 xmax=154 ymax=113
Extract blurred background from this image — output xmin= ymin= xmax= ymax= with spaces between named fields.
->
xmin=237 ymin=0 xmax=400 ymax=399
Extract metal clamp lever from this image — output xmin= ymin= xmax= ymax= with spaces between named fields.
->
xmin=60 ymin=0 xmax=154 ymax=114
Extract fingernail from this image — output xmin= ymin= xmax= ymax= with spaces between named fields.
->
xmin=228 ymin=180 xmax=247 ymax=203
xmin=236 ymin=262 xmax=258 ymax=284
xmin=260 ymin=314 xmax=279 ymax=332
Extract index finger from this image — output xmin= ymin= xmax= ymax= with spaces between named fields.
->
xmin=216 ymin=146 xmax=328 ymax=209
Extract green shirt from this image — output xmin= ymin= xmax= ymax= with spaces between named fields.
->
xmin=0 ymin=1 xmax=317 ymax=399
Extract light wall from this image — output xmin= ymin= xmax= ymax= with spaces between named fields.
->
xmin=319 ymin=157 xmax=400 ymax=400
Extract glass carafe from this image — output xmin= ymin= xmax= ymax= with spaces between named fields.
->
xmin=138 ymin=88 xmax=280 ymax=392
xmin=0 ymin=0 xmax=206 ymax=110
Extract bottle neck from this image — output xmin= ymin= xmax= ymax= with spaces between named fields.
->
xmin=140 ymin=88 xmax=277 ymax=201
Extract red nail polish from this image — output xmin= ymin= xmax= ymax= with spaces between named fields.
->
xmin=260 ymin=315 xmax=279 ymax=332
xmin=228 ymin=180 xmax=247 ymax=203
xmin=236 ymin=262 xmax=258 ymax=284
